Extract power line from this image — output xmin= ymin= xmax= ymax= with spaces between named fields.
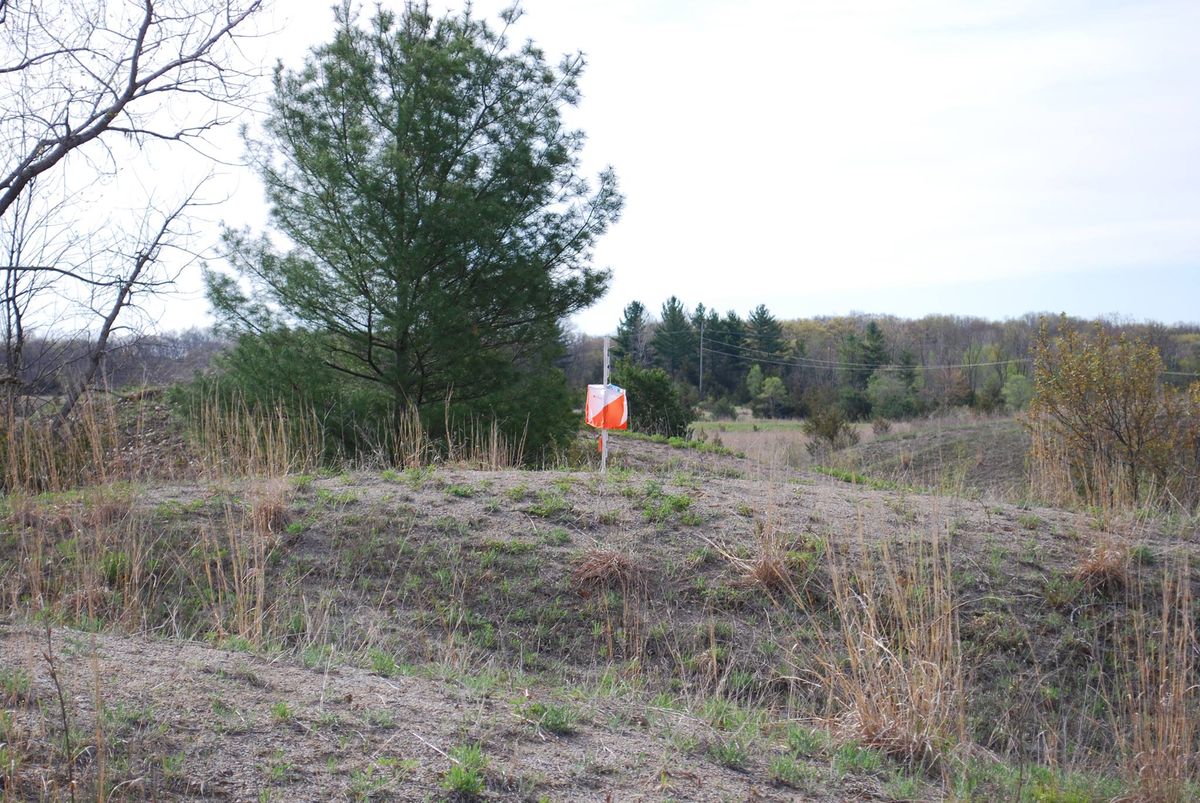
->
xmin=698 ymin=342 xmax=1031 ymax=372
xmin=654 ymin=324 xmax=1026 ymax=369
xmin=696 ymin=343 xmax=1200 ymax=376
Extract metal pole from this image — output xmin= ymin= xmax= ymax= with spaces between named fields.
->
xmin=601 ymin=336 xmax=610 ymax=473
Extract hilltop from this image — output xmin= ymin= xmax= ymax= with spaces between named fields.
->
xmin=1 ymin=425 xmax=1197 ymax=801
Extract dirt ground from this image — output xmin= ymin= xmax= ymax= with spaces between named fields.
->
xmin=2 ymin=430 xmax=1197 ymax=801
xmin=2 ymin=624 xmax=839 ymax=802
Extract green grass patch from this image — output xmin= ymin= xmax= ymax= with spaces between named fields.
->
xmin=812 ymin=465 xmax=903 ymax=492
xmin=442 ymin=743 xmax=487 ymax=796
xmin=523 ymin=701 xmax=577 ymax=735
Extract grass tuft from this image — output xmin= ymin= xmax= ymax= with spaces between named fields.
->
xmin=1075 ymin=537 xmax=1129 ymax=593
xmin=571 ymin=549 xmax=640 ymax=595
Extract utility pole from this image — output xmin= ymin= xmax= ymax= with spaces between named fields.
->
xmin=698 ymin=317 xmax=704 ymax=400
xmin=601 ymin=335 xmax=610 ymax=473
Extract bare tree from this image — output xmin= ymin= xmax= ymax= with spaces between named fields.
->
xmin=1 ymin=0 xmax=263 ymax=220
xmin=0 ymin=0 xmax=262 ymax=416
xmin=55 ymin=187 xmax=204 ymax=425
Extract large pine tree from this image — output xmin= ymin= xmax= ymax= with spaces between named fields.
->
xmin=614 ymin=301 xmax=653 ymax=366
xmin=205 ymin=4 xmax=622 ymax=452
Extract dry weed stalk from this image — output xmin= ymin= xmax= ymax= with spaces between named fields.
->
xmin=41 ymin=625 xmax=76 ymax=803
xmin=1114 ymin=560 xmax=1198 ymax=802
xmin=805 ymin=530 xmax=966 ymax=768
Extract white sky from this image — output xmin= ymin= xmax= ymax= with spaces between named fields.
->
xmin=163 ymin=0 xmax=1200 ymax=333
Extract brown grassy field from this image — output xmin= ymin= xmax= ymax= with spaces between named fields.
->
xmin=692 ymin=411 xmax=1028 ymax=499
xmin=1 ymin=406 xmax=1197 ymax=801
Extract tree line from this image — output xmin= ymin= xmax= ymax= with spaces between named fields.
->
xmin=572 ymin=298 xmax=1200 ymax=422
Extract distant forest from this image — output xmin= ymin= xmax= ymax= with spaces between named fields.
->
xmin=5 ymin=307 xmax=1198 ymax=424
xmin=2 ymin=329 xmax=225 ymax=398
xmin=563 ymin=300 xmax=1200 ymax=420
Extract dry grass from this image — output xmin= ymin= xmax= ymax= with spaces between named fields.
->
xmin=249 ymin=479 xmax=291 ymax=537
xmin=801 ymin=530 xmax=966 ymax=769
xmin=570 ymin=548 xmax=648 ymax=665
xmin=444 ymin=411 xmax=527 ymax=470
xmin=703 ymin=515 xmax=821 ymax=600
xmin=1075 ymin=536 xmax=1130 ymax=593
xmin=187 ymin=392 xmax=323 ymax=479
xmin=743 ymin=549 xmax=791 ymax=592
xmin=1114 ymin=561 xmax=1198 ymax=802
xmin=571 ymin=549 xmax=640 ymax=596
xmin=1 ymin=396 xmax=123 ymax=492
xmin=4 ymin=395 xmax=1198 ymax=798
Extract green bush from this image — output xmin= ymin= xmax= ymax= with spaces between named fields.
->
xmin=175 ymin=327 xmax=578 ymax=463
xmin=1001 ymin=373 xmax=1033 ymax=411
xmin=609 ymin=359 xmax=695 ymax=437
xmin=866 ymin=373 xmax=916 ymax=420
xmin=706 ymin=397 xmax=738 ymax=420
xmin=804 ymin=405 xmax=860 ymax=455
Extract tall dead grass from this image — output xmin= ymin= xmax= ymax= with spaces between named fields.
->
xmin=799 ymin=528 xmax=967 ymax=769
xmin=185 ymin=392 xmax=323 ymax=478
xmin=3 ymin=387 xmax=528 ymax=495
xmin=1113 ymin=560 xmax=1198 ymax=802
xmin=1 ymin=396 xmax=123 ymax=492
xmin=1 ymin=479 xmax=296 ymax=650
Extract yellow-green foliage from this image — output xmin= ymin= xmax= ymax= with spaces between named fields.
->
xmin=1029 ymin=317 xmax=1200 ymax=510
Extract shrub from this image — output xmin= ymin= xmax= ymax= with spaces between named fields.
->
xmin=609 ymin=359 xmax=695 ymax=437
xmin=706 ymin=397 xmax=738 ymax=420
xmin=523 ymin=701 xmax=577 ymax=735
xmin=803 ymin=405 xmax=861 ymax=456
xmin=1001 ymin=373 xmax=1033 ymax=411
xmin=442 ymin=744 xmax=487 ymax=796
xmin=867 ymin=373 xmax=916 ymax=420
xmin=1029 ymin=317 xmax=1200 ymax=509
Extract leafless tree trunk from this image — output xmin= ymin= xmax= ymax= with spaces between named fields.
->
xmin=0 ymin=0 xmax=262 ymax=420
xmin=54 ymin=187 xmax=204 ymax=428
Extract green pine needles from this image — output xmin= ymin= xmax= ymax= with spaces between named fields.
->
xmin=204 ymin=2 xmax=622 ymax=459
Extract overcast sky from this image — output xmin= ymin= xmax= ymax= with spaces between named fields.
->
xmin=175 ymin=0 xmax=1200 ymax=333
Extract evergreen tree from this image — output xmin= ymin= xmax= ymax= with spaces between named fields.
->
xmin=706 ymin=310 xmax=748 ymax=399
xmin=652 ymin=296 xmax=695 ymax=380
xmin=614 ymin=301 xmax=652 ymax=366
xmin=746 ymin=304 xmax=786 ymax=369
xmin=862 ymin=321 xmax=890 ymax=371
xmin=838 ymin=321 xmax=889 ymax=419
xmin=842 ymin=321 xmax=889 ymax=391
xmin=204 ymin=4 xmax=622 ymax=454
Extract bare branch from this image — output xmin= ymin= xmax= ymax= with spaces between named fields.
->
xmin=55 ymin=183 xmax=203 ymax=426
xmin=0 ymin=0 xmax=264 ymax=219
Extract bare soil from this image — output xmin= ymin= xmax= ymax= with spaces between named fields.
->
xmin=2 ymin=431 xmax=1197 ymax=801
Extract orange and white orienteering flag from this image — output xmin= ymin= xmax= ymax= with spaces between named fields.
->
xmin=585 ymin=384 xmax=628 ymax=430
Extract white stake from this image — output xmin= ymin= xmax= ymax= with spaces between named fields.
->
xmin=601 ymin=335 xmax=610 ymax=473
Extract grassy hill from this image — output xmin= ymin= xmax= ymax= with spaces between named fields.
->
xmin=1 ymin=416 xmax=1197 ymax=801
